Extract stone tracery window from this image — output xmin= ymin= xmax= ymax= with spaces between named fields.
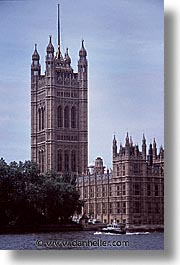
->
xmin=38 ymin=107 xmax=45 ymax=131
xmin=71 ymin=150 xmax=76 ymax=172
xmin=71 ymin=106 xmax=76 ymax=128
xmin=64 ymin=150 xmax=69 ymax=172
xmin=42 ymin=108 xmax=45 ymax=130
xmin=57 ymin=149 xmax=62 ymax=172
xmin=64 ymin=106 xmax=69 ymax=128
xmin=57 ymin=106 xmax=63 ymax=128
xmin=38 ymin=109 xmax=41 ymax=131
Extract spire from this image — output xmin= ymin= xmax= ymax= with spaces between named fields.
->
xmin=113 ymin=134 xmax=117 ymax=158
xmin=55 ymin=4 xmax=63 ymax=61
xmin=142 ymin=133 xmax=146 ymax=160
xmin=152 ymin=137 xmax=157 ymax=161
xmin=125 ymin=132 xmax=130 ymax=158
xmin=58 ymin=3 xmax=60 ymax=47
xmin=130 ymin=136 xmax=133 ymax=146
xmin=125 ymin=132 xmax=129 ymax=145
xmin=113 ymin=134 xmax=117 ymax=143
xmin=148 ymin=143 xmax=153 ymax=166
xmin=153 ymin=137 xmax=156 ymax=147
xmin=142 ymin=133 xmax=146 ymax=144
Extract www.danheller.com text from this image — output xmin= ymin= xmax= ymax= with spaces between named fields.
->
xmin=35 ymin=239 xmax=129 ymax=248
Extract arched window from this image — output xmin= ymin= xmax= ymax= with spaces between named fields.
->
xmin=38 ymin=109 xmax=41 ymax=131
xmin=38 ymin=150 xmax=45 ymax=173
xmin=42 ymin=108 xmax=45 ymax=130
xmin=71 ymin=150 xmax=76 ymax=172
xmin=42 ymin=151 xmax=45 ymax=172
xmin=64 ymin=150 xmax=69 ymax=172
xmin=57 ymin=149 xmax=62 ymax=172
xmin=57 ymin=106 xmax=63 ymax=128
xmin=71 ymin=106 xmax=76 ymax=128
xmin=64 ymin=106 xmax=69 ymax=128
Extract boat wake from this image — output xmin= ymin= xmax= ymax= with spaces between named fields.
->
xmin=94 ymin=232 xmax=124 ymax=236
xmin=94 ymin=232 xmax=102 ymax=235
xmin=126 ymin=232 xmax=150 ymax=235
xmin=94 ymin=231 xmax=150 ymax=236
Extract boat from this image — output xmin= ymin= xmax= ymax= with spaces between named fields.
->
xmin=102 ymin=222 xmax=126 ymax=234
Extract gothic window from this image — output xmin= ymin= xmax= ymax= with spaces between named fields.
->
xmin=134 ymin=183 xmax=140 ymax=195
xmin=147 ymin=184 xmax=151 ymax=196
xmin=57 ymin=106 xmax=63 ymax=128
xmin=122 ymin=184 xmax=126 ymax=195
xmin=116 ymin=202 xmax=120 ymax=214
xmin=57 ymin=149 xmax=62 ymax=172
xmin=38 ymin=109 xmax=41 ymax=131
xmin=41 ymin=108 xmax=45 ymax=130
xmin=64 ymin=150 xmax=69 ymax=172
xmin=64 ymin=106 xmax=69 ymax=128
xmin=147 ymin=202 xmax=151 ymax=213
xmin=134 ymin=201 xmax=140 ymax=213
xmin=117 ymin=165 xmax=120 ymax=176
xmin=109 ymin=186 xmax=112 ymax=196
xmin=123 ymin=164 xmax=125 ymax=176
xmin=71 ymin=106 xmax=76 ymax=128
xmin=38 ymin=151 xmax=41 ymax=170
xmin=42 ymin=151 xmax=44 ymax=172
xmin=116 ymin=185 xmax=120 ymax=196
xmin=71 ymin=150 xmax=76 ymax=172
xmin=123 ymin=202 xmax=126 ymax=214
xmin=38 ymin=150 xmax=45 ymax=173
xmin=102 ymin=203 xmax=106 ymax=214
xmin=102 ymin=185 xmax=106 ymax=197
xmin=109 ymin=202 xmax=113 ymax=214
xmin=155 ymin=185 xmax=159 ymax=196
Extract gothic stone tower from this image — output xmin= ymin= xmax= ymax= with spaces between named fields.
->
xmin=31 ymin=5 xmax=88 ymax=175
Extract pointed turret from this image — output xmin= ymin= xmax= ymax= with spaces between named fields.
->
xmin=31 ymin=43 xmax=41 ymax=78
xmin=46 ymin=35 xmax=54 ymax=75
xmin=64 ymin=47 xmax=71 ymax=67
xmin=125 ymin=132 xmax=129 ymax=145
xmin=46 ymin=35 xmax=54 ymax=55
xmin=79 ymin=39 xmax=87 ymax=58
xmin=113 ymin=135 xmax=117 ymax=158
xmin=142 ymin=133 xmax=146 ymax=160
xmin=125 ymin=132 xmax=130 ymax=158
xmin=148 ymin=143 xmax=153 ymax=166
xmin=153 ymin=138 xmax=157 ymax=162
xmin=130 ymin=136 xmax=133 ymax=146
xmin=159 ymin=145 xmax=164 ymax=161
xmin=134 ymin=144 xmax=139 ymax=157
xmin=119 ymin=143 xmax=123 ymax=156
xmin=78 ymin=40 xmax=88 ymax=81
xmin=32 ymin=43 xmax=40 ymax=61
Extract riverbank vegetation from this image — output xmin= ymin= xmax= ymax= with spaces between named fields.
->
xmin=0 ymin=158 xmax=83 ymax=226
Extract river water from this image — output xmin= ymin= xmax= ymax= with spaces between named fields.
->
xmin=0 ymin=231 xmax=164 ymax=250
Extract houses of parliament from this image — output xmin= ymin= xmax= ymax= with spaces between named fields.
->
xmin=31 ymin=5 xmax=88 ymax=175
xmin=31 ymin=5 xmax=164 ymax=230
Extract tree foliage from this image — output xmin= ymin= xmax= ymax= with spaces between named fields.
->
xmin=0 ymin=158 xmax=82 ymax=225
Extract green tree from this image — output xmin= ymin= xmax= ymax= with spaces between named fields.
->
xmin=0 ymin=158 xmax=83 ymax=226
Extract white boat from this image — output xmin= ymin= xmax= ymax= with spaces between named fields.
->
xmin=102 ymin=222 xmax=126 ymax=234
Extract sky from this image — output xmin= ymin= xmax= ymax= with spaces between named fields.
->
xmin=0 ymin=0 xmax=164 ymax=168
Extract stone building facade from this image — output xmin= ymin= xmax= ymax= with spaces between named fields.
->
xmin=31 ymin=5 xmax=88 ymax=175
xmin=78 ymin=134 xmax=164 ymax=230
